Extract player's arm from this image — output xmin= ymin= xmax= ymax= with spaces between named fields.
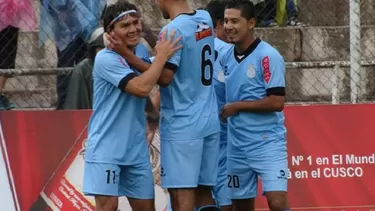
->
xmin=221 ymin=53 xmax=285 ymax=120
xmin=152 ymin=89 xmax=160 ymax=111
xmin=232 ymin=92 xmax=285 ymax=112
xmin=124 ymin=54 xmax=175 ymax=97
xmin=145 ymin=96 xmax=159 ymax=122
xmin=119 ymin=52 xmax=177 ymax=87
xmin=145 ymin=91 xmax=159 ymax=146
xmin=235 ymin=54 xmax=285 ymax=112
xmin=117 ymin=30 xmax=182 ymax=87
xmin=99 ymin=54 xmax=167 ymax=97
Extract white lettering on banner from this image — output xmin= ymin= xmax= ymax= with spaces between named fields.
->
xmin=60 ymin=179 xmax=80 ymax=209
xmin=289 ymin=154 xmax=371 ymax=179
xmin=323 ymin=167 xmax=363 ymax=178
xmin=50 ymin=192 xmax=63 ymax=208
xmin=0 ymin=121 xmax=19 ymax=211
xmin=58 ymin=178 xmax=93 ymax=210
xmin=346 ymin=154 xmax=375 ymax=164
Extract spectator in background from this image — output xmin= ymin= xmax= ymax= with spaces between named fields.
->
xmin=40 ymin=0 xmax=157 ymax=110
xmin=0 ymin=0 xmax=37 ymax=110
xmin=251 ymin=0 xmax=278 ymax=27
xmin=252 ymin=0 xmax=301 ymax=27
xmin=39 ymin=0 xmax=106 ymax=110
xmin=284 ymin=0 xmax=301 ymax=26
xmin=62 ymin=27 xmax=105 ymax=110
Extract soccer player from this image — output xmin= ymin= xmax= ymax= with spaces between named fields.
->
xmin=220 ymin=1 xmax=290 ymax=211
xmin=82 ymin=1 xmax=181 ymax=211
xmin=106 ymin=0 xmax=221 ymax=210
xmin=206 ymin=1 xmax=233 ymax=211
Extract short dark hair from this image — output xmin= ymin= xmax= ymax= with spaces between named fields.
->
xmin=100 ymin=4 xmax=107 ymax=22
xmin=226 ymin=0 xmax=255 ymax=21
xmin=206 ymin=0 xmax=227 ymax=27
xmin=102 ymin=0 xmax=139 ymax=32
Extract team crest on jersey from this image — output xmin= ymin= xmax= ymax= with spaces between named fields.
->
xmin=195 ymin=22 xmax=213 ymax=41
xmin=217 ymin=70 xmax=225 ymax=82
xmin=247 ymin=65 xmax=256 ymax=78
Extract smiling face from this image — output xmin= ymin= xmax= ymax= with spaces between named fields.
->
xmin=223 ymin=7 xmax=256 ymax=44
xmin=112 ymin=14 xmax=142 ymax=48
xmin=103 ymin=1 xmax=142 ymax=48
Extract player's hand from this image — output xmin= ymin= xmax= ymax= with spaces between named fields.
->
xmin=104 ymin=32 xmax=133 ymax=57
xmin=155 ymin=29 xmax=182 ymax=59
xmin=103 ymin=33 xmax=110 ymax=47
xmin=221 ymin=103 xmax=240 ymax=122
xmin=146 ymin=121 xmax=158 ymax=146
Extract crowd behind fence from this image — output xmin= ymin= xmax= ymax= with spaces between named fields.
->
xmin=0 ymin=0 xmax=374 ymax=110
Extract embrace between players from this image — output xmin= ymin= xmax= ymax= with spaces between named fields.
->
xmin=82 ymin=0 xmax=289 ymax=211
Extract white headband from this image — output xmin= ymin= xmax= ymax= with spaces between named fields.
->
xmin=108 ymin=10 xmax=137 ymax=26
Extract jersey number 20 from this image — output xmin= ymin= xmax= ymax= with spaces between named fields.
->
xmin=201 ymin=44 xmax=213 ymax=86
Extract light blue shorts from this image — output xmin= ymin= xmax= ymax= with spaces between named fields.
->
xmin=227 ymin=145 xmax=288 ymax=199
xmin=83 ymin=161 xmax=154 ymax=199
xmin=160 ymin=133 xmax=220 ymax=188
xmin=212 ymin=143 xmax=232 ymax=207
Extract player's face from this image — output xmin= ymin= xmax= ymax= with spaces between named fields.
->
xmin=224 ymin=8 xmax=255 ymax=44
xmin=153 ymin=0 xmax=170 ymax=19
xmin=215 ymin=20 xmax=228 ymax=42
xmin=112 ymin=15 xmax=142 ymax=48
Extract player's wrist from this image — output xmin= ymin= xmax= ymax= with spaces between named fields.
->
xmin=119 ymin=46 xmax=133 ymax=58
xmin=232 ymin=102 xmax=242 ymax=112
xmin=154 ymin=53 xmax=168 ymax=63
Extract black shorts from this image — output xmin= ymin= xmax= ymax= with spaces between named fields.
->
xmin=0 ymin=26 xmax=19 ymax=69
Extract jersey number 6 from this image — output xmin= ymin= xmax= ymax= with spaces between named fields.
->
xmin=201 ymin=44 xmax=213 ymax=86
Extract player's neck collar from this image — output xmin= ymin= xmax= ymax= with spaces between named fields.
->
xmin=234 ymin=38 xmax=261 ymax=63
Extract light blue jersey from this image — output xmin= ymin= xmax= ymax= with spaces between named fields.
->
xmin=85 ymin=44 xmax=150 ymax=165
xmin=158 ymin=10 xmax=220 ymax=190
xmin=135 ymin=43 xmax=150 ymax=58
xmin=159 ymin=10 xmax=220 ymax=140
xmin=213 ymin=37 xmax=231 ymax=144
xmin=222 ymin=38 xmax=288 ymax=199
xmin=221 ymin=38 xmax=287 ymax=157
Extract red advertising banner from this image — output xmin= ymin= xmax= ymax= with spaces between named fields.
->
xmin=0 ymin=110 xmax=167 ymax=211
xmin=0 ymin=111 xmax=91 ymax=211
xmin=1 ymin=104 xmax=375 ymax=211
xmin=280 ymin=104 xmax=375 ymax=210
xmin=253 ymin=104 xmax=375 ymax=210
